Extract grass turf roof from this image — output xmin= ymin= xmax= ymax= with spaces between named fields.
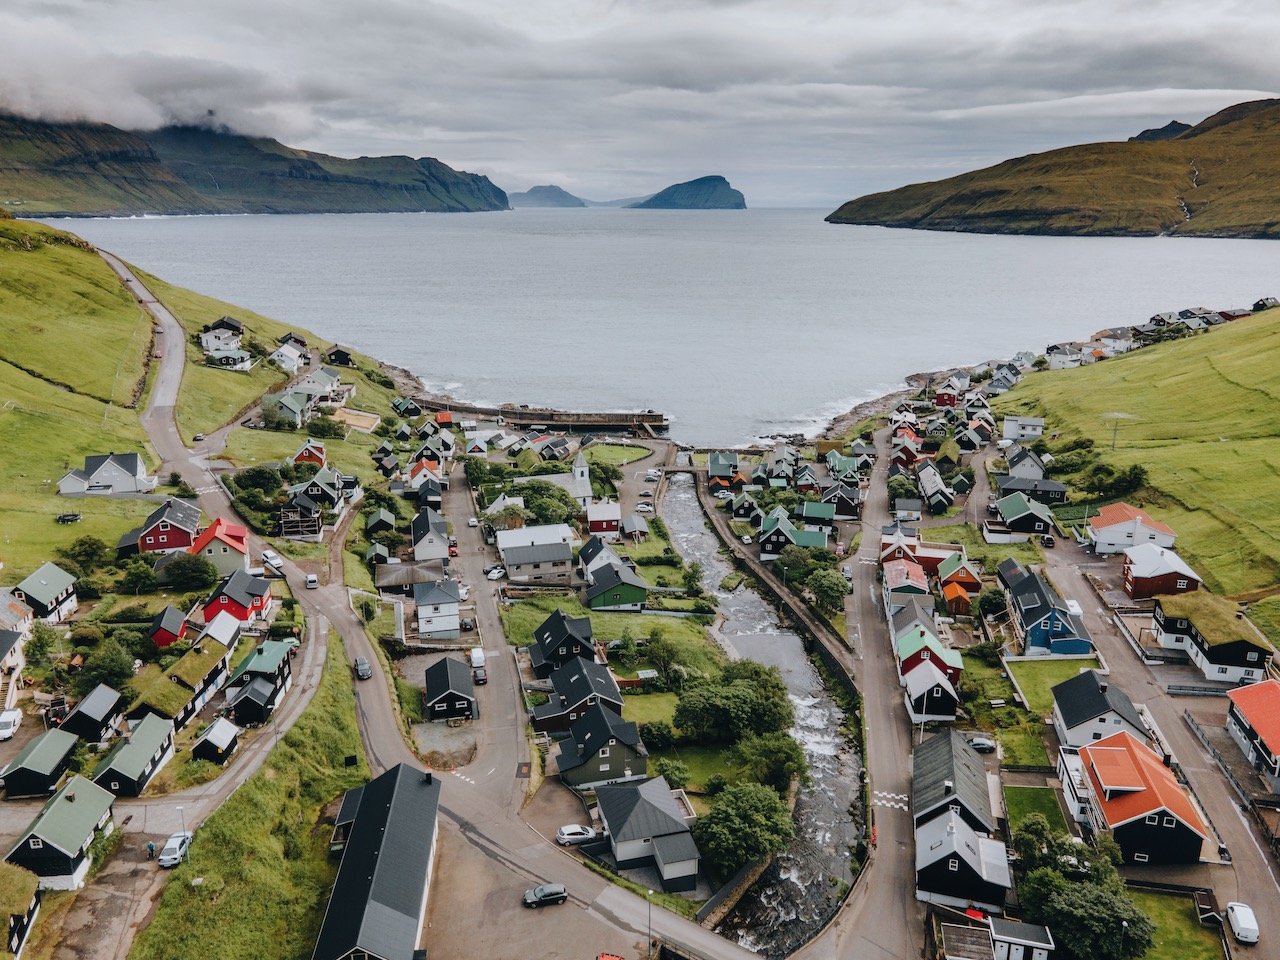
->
xmin=0 ymin=861 xmax=37 ymax=918
xmin=1159 ymin=591 xmax=1269 ymax=647
xmin=128 ymin=665 xmax=192 ymax=718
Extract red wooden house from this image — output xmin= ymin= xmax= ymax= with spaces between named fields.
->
xmin=118 ymin=499 xmax=202 ymax=557
xmin=149 ymin=605 xmax=189 ymax=649
xmin=1122 ymin=544 xmax=1201 ymax=600
xmin=203 ymin=570 xmax=272 ymax=624
xmin=292 ymin=439 xmax=327 ymax=467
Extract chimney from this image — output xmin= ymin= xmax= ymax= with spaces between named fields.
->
xmin=66 ymin=792 xmax=76 ymax=803
xmin=257 ymin=645 xmax=266 ymax=656
xmin=1099 ymin=681 xmax=1108 ymax=693
xmin=423 ymin=770 xmax=433 ymax=785
xmin=943 ymin=779 xmax=954 ymax=793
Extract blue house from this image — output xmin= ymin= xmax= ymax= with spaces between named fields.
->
xmin=998 ymin=559 xmax=1093 ymax=656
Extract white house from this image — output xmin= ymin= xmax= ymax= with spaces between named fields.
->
xmin=198 ymin=328 xmax=240 ymax=353
xmin=1001 ymin=416 xmax=1045 ymax=442
xmin=594 ymin=776 xmax=700 ymax=893
xmin=413 ymin=580 xmax=461 ymax=641
xmin=58 ymin=453 xmax=157 ymax=496
xmin=1087 ymin=503 xmax=1176 ymax=555
xmin=1050 ymin=670 xmax=1148 ymax=749
xmin=270 ymin=342 xmax=307 ymax=374
xmin=495 ymin=524 xmax=577 ymax=554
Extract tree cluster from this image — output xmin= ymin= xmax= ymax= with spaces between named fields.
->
xmin=694 ymin=782 xmax=795 ymax=880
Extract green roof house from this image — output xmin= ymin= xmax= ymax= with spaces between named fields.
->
xmin=92 ymin=714 xmax=175 ymax=797
xmin=585 ymin=563 xmax=649 ymax=612
xmin=5 ymin=776 xmax=115 ymax=890
xmin=0 ymin=729 xmax=78 ymax=799
xmin=0 ymin=860 xmax=40 ymax=958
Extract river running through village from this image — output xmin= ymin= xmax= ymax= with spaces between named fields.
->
xmin=661 ymin=475 xmax=864 ymax=956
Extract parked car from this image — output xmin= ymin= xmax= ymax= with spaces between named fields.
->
xmin=193 ymin=433 xmax=205 ymax=442
xmin=448 ymin=536 xmax=458 ymax=547
xmin=467 ymin=517 xmax=479 ymax=527
xmin=967 ymin=736 xmax=997 ymax=754
xmin=486 ymin=567 xmax=506 ymax=581
xmin=635 ymin=503 xmax=654 ymax=513
xmin=157 ymin=831 xmax=193 ymax=868
xmin=840 ymin=565 xmax=853 ymax=583
xmin=261 ymin=548 xmax=283 ymax=569
xmin=1041 ymin=534 xmax=1056 ymax=548
xmin=472 ymin=666 xmax=488 ymax=685
xmin=712 ymin=490 xmax=732 ymax=501
xmin=644 ymin=475 xmax=659 ymax=483
xmin=449 ymin=545 xmax=459 ymax=557
xmin=461 ymin=618 xmax=476 ymax=631
xmin=305 ymin=574 xmax=320 ymax=589
xmin=0 ymin=709 xmax=21 ymax=741
xmin=740 ymin=535 xmax=753 ymax=544
xmin=555 ymin=825 xmax=597 ymax=846
xmin=523 ymin=883 xmax=568 ymax=908
xmin=638 ymin=490 xmax=653 ymax=498
xmin=353 ymin=657 xmax=373 ymax=681
xmin=1227 ymin=902 xmax=1259 ymax=944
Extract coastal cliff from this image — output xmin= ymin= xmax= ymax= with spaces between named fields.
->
xmin=826 ymin=98 xmax=1280 ymax=239
xmin=630 ymin=175 xmax=746 ymax=209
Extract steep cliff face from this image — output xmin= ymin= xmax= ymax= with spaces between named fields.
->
xmin=629 ymin=175 xmax=746 ymax=209
xmin=0 ymin=115 xmax=509 ymax=216
xmin=826 ymin=99 xmax=1280 ymax=239
xmin=508 ymin=185 xmax=588 ymax=207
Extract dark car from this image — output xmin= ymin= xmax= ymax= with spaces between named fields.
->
xmin=1041 ymin=534 xmax=1056 ymax=548
xmin=55 ymin=513 xmax=82 ymax=524
xmin=968 ymin=736 xmax=997 ymax=754
xmin=472 ymin=666 xmax=488 ymax=685
xmin=461 ymin=618 xmax=476 ymax=631
xmin=353 ymin=657 xmax=373 ymax=680
xmin=522 ymin=883 xmax=567 ymax=908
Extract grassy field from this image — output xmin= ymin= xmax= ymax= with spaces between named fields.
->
xmin=1129 ymin=890 xmax=1224 ymax=960
xmin=0 ymin=219 xmax=151 ymax=406
xmin=618 ymin=520 xmax=685 ymax=587
xmin=1003 ymin=785 xmax=1067 ymax=833
xmin=128 ymin=635 xmax=368 ymax=960
xmin=996 ymin=308 xmax=1280 ymax=596
xmin=1007 ymin=657 xmax=1099 ymax=716
xmin=501 ymin=595 xmax=722 ymax=678
xmin=1247 ymin=595 xmax=1280 ymax=648
xmin=620 ymin=693 xmax=733 ymax=792
xmin=929 ymin=522 xmax=1042 ymax=574
xmin=585 ymin=443 xmax=652 ymax=467
xmin=621 ymin=691 xmax=679 ymax=725
xmin=960 ymin=654 xmax=1049 ymax=765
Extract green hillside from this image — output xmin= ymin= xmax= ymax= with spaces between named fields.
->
xmin=995 ymin=308 xmax=1280 ymax=596
xmin=0 ymin=216 xmax=156 ymax=577
xmin=827 ymin=98 xmax=1280 ymax=238
xmin=0 ymin=115 xmax=509 ymax=216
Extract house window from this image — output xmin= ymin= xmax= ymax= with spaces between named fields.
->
xmin=1176 ymin=579 xmax=1187 ymax=589
xmin=569 ymin=713 xmax=577 ymax=721
xmin=1145 ymin=814 xmax=1159 ymax=825
xmin=599 ymin=764 xmax=610 ymax=772
xmin=29 ymin=838 xmax=42 ymax=850
xmin=1163 ymin=816 xmax=1176 ymax=828
xmin=933 ymin=686 xmax=942 ymax=697
xmin=220 ymin=597 xmax=227 ymax=604
xmin=947 ymin=859 xmax=959 ymax=871
xmin=921 ymin=650 xmax=931 ymax=660
xmin=599 ymin=747 xmax=610 ymax=758
xmin=145 ymin=536 xmax=154 ymax=545
xmin=1218 ymin=667 xmax=1228 ymax=675
xmin=1248 ymin=652 xmax=1260 ymax=662
xmin=434 ymin=703 xmax=446 ymax=711
xmin=159 ymin=521 xmax=170 ymax=531
xmin=1134 ymin=853 xmax=1149 ymax=863
xmin=111 ymin=781 xmax=120 ymax=791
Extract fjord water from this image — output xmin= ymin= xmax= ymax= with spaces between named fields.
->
xmin=65 ymin=209 xmax=1279 ymax=446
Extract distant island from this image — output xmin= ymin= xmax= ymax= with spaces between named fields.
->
xmin=629 ymin=175 xmax=746 ymax=209
xmin=508 ymin=185 xmax=587 ymax=207
xmin=825 ymin=98 xmax=1280 ymax=239
xmin=0 ymin=114 xmax=509 ymax=217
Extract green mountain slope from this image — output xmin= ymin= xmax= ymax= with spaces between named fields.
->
xmin=827 ymin=99 xmax=1280 ymax=238
xmin=995 ymin=306 xmax=1280 ymax=597
xmin=0 ymin=115 xmax=509 ymax=216
xmin=630 ymin=175 xmax=746 ymax=209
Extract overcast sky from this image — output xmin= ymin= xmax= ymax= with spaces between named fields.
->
xmin=1 ymin=0 xmax=1276 ymax=206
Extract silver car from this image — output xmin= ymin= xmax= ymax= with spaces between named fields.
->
xmin=158 ymin=831 xmax=192 ymax=868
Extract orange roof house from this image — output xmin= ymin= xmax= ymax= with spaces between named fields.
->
xmin=1227 ymin=679 xmax=1280 ymax=791
xmin=1088 ymin=502 xmax=1176 ymax=554
xmin=941 ymin=581 xmax=970 ymax=615
xmin=187 ymin=517 xmax=250 ymax=577
xmin=1078 ymin=731 xmax=1206 ymax=864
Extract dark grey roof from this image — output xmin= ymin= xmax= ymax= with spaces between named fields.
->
xmin=212 ymin=569 xmax=270 ymax=608
xmin=912 ymin=730 xmax=994 ymax=834
xmin=424 ymin=657 xmax=473 ymax=706
xmin=535 ymin=659 xmax=621 ymax=720
xmin=892 ymin=597 xmax=936 ymax=637
xmin=149 ymin=605 xmax=187 ymax=638
xmin=1005 ymin=445 xmax=1044 ymax=472
xmin=412 ymin=580 xmax=461 ymax=607
xmin=311 ymin=764 xmax=441 ymax=960
xmin=914 ymin=810 xmax=1011 ymax=890
xmin=144 ymin=498 xmax=201 ymax=533
xmin=503 ymin=542 xmax=573 ymax=566
xmin=995 ymin=476 xmax=1068 ymax=496
xmin=578 ymin=535 xmax=609 ymax=568
xmin=997 ymin=558 xmax=1029 ymax=590
xmin=621 ymin=515 xmax=649 ymax=536
xmin=584 ymin=562 xmax=648 ymax=602
xmin=895 ymin=498 xmax=923 ymax=512
xmin=374 ymin=561 xmax=445 ymax=588
xmin=823 ymin=483 xmax=861 ymax=503
xmin=230 ymin=676 xmax=277 ymax=709
xmin=532 ymin=609 xmax=593 ymax=665
xmin=67 ymin=684 xmax=124 ymax=724
xmin=83 ymin=452 xmax=144 ymax=477
xmin=411 ymin=508 xmax=447 ymax=543
xmin=193 ymin=717 xmax=239 ymax=752
xmin=334 ymin=784 xmax=365 ymax=830
xmin=595 ymin=776 xmax=691 ymax=843
xmin=0 ymin=629 xmax=22 ymax=661
xmin=989 ymin=918 xmax=1054 ymax=948
xmin=1051 ymin=670 xmax=1145 ymax=733
xmin=653 ymin=831 xmax=700 ymax=864
xmin=558 ymin=704 xmax=646 ymax=772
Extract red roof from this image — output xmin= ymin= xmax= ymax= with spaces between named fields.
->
xmin=1228 ymin=679 xmax=1280 ymax=758
xmin=942 ymin=581 xmax=970 ymax=602
xmin=1079 ymin=731 xmax=1206 ymax=837
xmin=883 ymin=558 xmax=928 ymax=592
xmin=188 ymin=517 xmax=248 ymax=557
xmin=1088 ymin=502 xmax=1175 ymax=537
xmin=435 ymin=411 xmax=453 ymax=424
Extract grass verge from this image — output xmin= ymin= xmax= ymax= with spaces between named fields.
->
xmin=1006 ymin=657 xmax=1099 ymax=715
xmin=1003 ymin=785 xmax=1067 ymax=832
xmin=1128 ymin=889 xmax=1224 ymax=960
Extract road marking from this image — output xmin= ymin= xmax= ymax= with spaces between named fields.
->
xmin=486 ymin=767 xmax=496 ymax=776
xmin=451 ymin=771 xmax=476 ymax=784
xmin=872 ymin=791 xmax=910 ymax=811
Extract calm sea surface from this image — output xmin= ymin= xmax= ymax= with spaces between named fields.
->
xmin=62 ymin=209 xmax=1279 ymax=446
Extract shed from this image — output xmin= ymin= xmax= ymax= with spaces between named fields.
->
xmin=191 ymin=718 xmax=241 ymax=766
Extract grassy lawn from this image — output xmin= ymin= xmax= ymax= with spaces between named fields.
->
xmin=1247 ymin=594 xmax=1280 ymax=648
xmin=621 ymin=691 xmax=678 ymax=725
xmin=216 ymin=413 xmax=385 ymax=479
xmin=648 ymin=743 xmax=733 ymax=793
xmin=585 ymin=443 xmax=651 ymax=467
xmin=1007 ymin=657 xmax=1099 ymax=715
xmin=929 ymin=522 xmax=1042 ymax=573
xmin=1129 ymin=890 xmax=1224 ymax=960
xmin=501 ymin=595 xmax=722 ymax=677
xmin=995 ymin=310 xmax=1280 ymax=596
xmin=961 ymin=653 xmax=1049 ymax=766
xmin=128 ymin=634 xmax=368 ymax=960
xmin=617 ymin=520 xmax=685 ymax=587
xmin=1003 ymin=785 xmax=1067 ymax=832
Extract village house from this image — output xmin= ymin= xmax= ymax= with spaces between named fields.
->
xmin=531 ymin=658 xmax=623 ymax=734
xmin=203 ymin=569 xmax=272 ymax=625
xmin=878 ymin=523 xmax=964 ymax=575
xmin=914 ymin=809 xmax=1010 ymax=914
xmin=822 ymin=483 xmax=861 ymax=521
xmin=587 ymin=500 xmax=623 ymax=539
xmin=191 ymin=717 xmax=240 ymax=766
xmin=117 ymin=499 xmax=202 ymax=558
xmin=91 ymin=713 xmax=175 ymax=797
xmin=882 ymin=557 xmax=929 ymax=615
xmin=1087 ymin=502 xmax=1176 ymax=555
xmin=0 ymin=860 xmax=40 ymax=958
xmin=731 ymin=493 xmax=765 ymax=527
xmin=794 ymin=499 xmax=836 ymax=533
xmin=311 ymin=764 xmax=440 ymax=960
xmin=5 ymin=776 xmax=115 ymax=890
xmin=292 ymin=439 xmax=327 ymax=467
xmin=912 ymin=730 xmax=997 ymax=835
xmin=994 ymin=475 xmax=1068 ymax=505
xmin=411 ymin=508 xmax=450 ymax=563
xmin=916 ymin=462 xmax=954 ymax=515
xmin=578 ymin=536 xmax=623 ymax=583
xmin=11 ymin=563 xmax=78 ymax=624
xmin=529 ymin=609 xmax=596 ymax=679
xmin=127 ymin=627 xmax=232 ymax=730
xmin=147 ymin=605 xmax=188 ymax=650
xmin=893 ymin=498 xmax=923 ymax=523
xmin=224 ymin=639 xmax=293 ymax=725
xmin=1004 ymin=445 xmax=1046 ymax=480
xmin=1226 ymin=679 xmax=1280 ymax=794
xmin=422 ymin=657 xmax=477 ymax=722
xmin=1062 ymin=731 xmax=1207 ymax=865
xmin=595 ymin=776 xmax=700 ymax=892
xmin=269 ymin=341 xmax=307 ymax=374
xmin=0 ymin=729 xmax=78 ymax=799
xmin=988 ymin=919 xmax=1056 ymax=960
xmin=204 ymin=348 xmax=252 ymax=371
xmin=58 ymin=452 xmax=157 ymax=496
xmin=998 ymin=559 xmax=1093 ymax=656
xmin=514 ymin=451 xmax=594 ymax=509
xmin=1152 ymin=592 xmax=1273 ymax=683
xmin=503 ymin=542 xmax=573 ymax=585
xmin=896 ymin=625 xmax=964 ymax=689
xmin=413 ymin=579 xmax=462 ymax=641
xmin=621 ymin=514 xmax=649 ymax=543
xmin=936 ymin=552 xmax=981 ymax=596
xmin=758 ymin=510 xmax=826 ymax=560
xmin=183 ymin=517 xmax=250 ymax=578
xmin=198 ymin=326 xmax=241 ymax=354
xmin=1050 ymin=671 xmax=1148 ymax=748
xmin=1001 ymin=416 xmax=1045 ymax=443
xmin=59 ymin=684 xmax=125 ymax=745
xmin=1121 ymin=543 xmax=1201 ymax=600
xmin=983 ymin=492 xmax=1054 ymax=544
xmin=904 ymin=660 xmax=959 ymax=723
xmin=556 ymin=703 xmax=649 ymax=790
xmin=584 ymin=563 xmax=649 ymax=613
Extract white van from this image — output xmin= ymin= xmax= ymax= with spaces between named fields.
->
xmin=469 ymin=647 xmax=486 ymax=669
xmin=1227 ymin=902 xmax=1259 ymax=944
xmin=305 ymin=574 xmax=319 ymax=590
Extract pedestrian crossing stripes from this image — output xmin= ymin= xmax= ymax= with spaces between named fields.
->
xmin=451 ymin=771 xmax=477 ymax=785
xmin=873 ymin=790 xmax=909 ymax=811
